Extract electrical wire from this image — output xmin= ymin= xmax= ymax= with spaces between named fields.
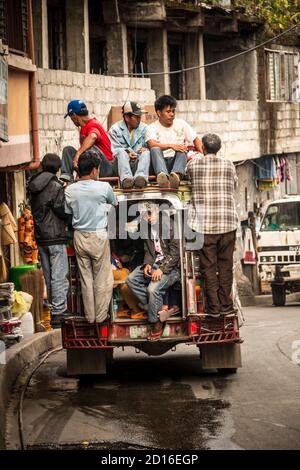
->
xmin=111 ymin=23 xmax=299 ymax=77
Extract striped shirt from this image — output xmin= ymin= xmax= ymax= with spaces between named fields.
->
xmin=186 ymin=153 xmax=238 ymax=234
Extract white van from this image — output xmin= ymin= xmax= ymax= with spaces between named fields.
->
xmin=257 ymin=195 xmax=300 ymax=305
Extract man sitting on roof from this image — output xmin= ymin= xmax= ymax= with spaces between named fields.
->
xmin=145 ymin=95 xmax=203 ymax=189
xmin=109 ymin=101 xmax=150 ymax=189
xmin=61 ymin=99 xmax=114 ymax=182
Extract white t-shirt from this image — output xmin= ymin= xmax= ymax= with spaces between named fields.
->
xmin=151 ymin=227 xmax=164 ymax=264
xmin=145 ymin=118 xmax=197 ymax=158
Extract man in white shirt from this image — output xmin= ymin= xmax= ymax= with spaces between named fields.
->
xmin=145 ymin=95 xmax=203 ymax=188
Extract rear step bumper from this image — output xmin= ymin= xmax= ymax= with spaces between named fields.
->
xmin=61 ymin=315 xmax=240 ymax=349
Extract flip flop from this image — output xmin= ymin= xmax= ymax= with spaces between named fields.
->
xmin=117 ymin=309 xmax=131 ymax=319
xmin=147 ymin=324 xmax=164 ymax=341
xmin=159 ymin=306 xmax=180 ymax=322
xmin=131 ymin=311 xmax=147 ymax=320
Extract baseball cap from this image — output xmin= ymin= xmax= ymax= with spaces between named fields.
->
xmin=64 ymin=100 xmax=88 ymax=118
xmin=139 ymin=202 xmax=159 ymax=218
xmin=122 ymin=101 xmax=147 ymax=116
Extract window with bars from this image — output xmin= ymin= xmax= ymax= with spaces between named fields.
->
xmin=266 ymin=49 xmax=299 ymax=102
xmin=0 ymin=0 xmax=28 ymax=55
xmin=48 ymin=0 xmax=66 ymax=70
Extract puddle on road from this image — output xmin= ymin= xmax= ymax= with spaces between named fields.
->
xmin=23 ymin=353 xmax=231 ymax=450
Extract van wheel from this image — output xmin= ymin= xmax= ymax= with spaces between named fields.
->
xmin=272 ymin=284 xmax=286 ymax=306
xmin=217 ymin=368 xmax=237 ymax=374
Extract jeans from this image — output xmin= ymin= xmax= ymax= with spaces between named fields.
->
xmin=38 ymin=244 xmax=69 ymax=317
xmin=115 ymin=148 xmax=150 ymax=182
xmin=150 ymin=147 xmax=187 ymax=177
xmin=126 ymin=266 xmax=180 ymax=323
xmin=61 ymin=145 xmax=115 ymax=180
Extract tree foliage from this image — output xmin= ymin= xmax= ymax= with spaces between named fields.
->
xmin=207 ymin=0 xmax=300 ymax=31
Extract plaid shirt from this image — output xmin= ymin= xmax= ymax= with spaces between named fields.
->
xmin=186 ymin=154 xmax=238 ymax=234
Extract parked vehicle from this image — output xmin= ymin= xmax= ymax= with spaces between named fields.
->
xmin=257 ymin=195 xmax=300 ymax=306
xmin=62 ymin=186 xmax=242 ymax=375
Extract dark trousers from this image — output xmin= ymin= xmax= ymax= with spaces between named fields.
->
xmin=198 ymin=230 xmax=236 ymax=314
xmin=61 ymin=145 xmax=115 ymax=180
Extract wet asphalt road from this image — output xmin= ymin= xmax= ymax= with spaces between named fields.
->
xmin=8 ymin=304 xmax=300 ymax=450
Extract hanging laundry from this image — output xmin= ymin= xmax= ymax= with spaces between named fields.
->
xmin=255 ymin=156 xmax=277 ymax=180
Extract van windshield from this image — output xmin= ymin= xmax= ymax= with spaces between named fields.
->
xmin=260 ymin=201 xmax=300 ymax=231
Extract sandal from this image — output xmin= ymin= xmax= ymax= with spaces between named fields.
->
xmin=131 ymin=311 xmax=147 ymax=320
xmin=147 ymin=323 xmax=164 ymax=341
xmin=159 ymin=306 xmax=180 ymax=322
xmin=117 ymin=309 xmax=131 ymax=319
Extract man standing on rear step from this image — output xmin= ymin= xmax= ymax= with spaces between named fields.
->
xmin=146 ymin=95 xmax=203 ymax=189
xmin=61 ymin=100 xmax=114 ymax=182
xmin=65 ymin=151 xmax=117 ymax=324
xmin=186 ymin=134 xmax=239 ymax=318
xmin=109 ymin=101 xmax=150 ymax=190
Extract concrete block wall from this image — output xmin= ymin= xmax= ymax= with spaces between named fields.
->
xmin=268 ymin=103 xmax=300 ymax=155
xmin=176 ymin=100 xmax=260 ymax=163
xmin=36 ymin=69 xmax=155 ymax=156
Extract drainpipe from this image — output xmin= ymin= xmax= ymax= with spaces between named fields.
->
xmin=24 ymin=0 xmax=40 ymax=170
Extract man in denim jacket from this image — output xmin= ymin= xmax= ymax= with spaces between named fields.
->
xmin=109 ymin=101 xmax=150 ymax=189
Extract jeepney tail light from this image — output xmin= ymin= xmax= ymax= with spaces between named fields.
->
xmin=100 ymin=326 xmax=108 ymax=337
xmin=190 ymin=321 xmax=198 ymax=336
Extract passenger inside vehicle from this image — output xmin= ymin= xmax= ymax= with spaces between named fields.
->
xmin=109 ymin=200 xmax=182 ymax=324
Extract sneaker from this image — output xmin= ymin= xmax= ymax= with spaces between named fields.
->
xmin=169 ymin=172 xmax=180 ymax=189
xmin=157 ymin=172 xmax=169 ymax=188
xmin=134 ymin=175 xmax=147 ymax=189
xmin=122 ymin=177 xmax=134 ymax=189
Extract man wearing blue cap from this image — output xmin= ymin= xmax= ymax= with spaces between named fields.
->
xmin=61 ymin=100 xmax=114 ymax=182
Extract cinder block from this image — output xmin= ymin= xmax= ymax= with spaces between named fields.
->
xmin=48 ymin=114 xmax=54 ymax=129
xmin=41 ymin=85 xmax=48 ymax=98
xmin=43 ymin=115 xmax=48 ymax=129
xmin=37 ymin=68 xmax=44 ymax=83
xmin=227 ymin=101 xmax=240 ymax=111
xmin=66 ymin=71 xmax=73 ymax=86
xmin=50 ymin=69 xmax=56 ymax=83
xmin=46 ymin=100 xmax=52 ymax=113
xmin=43 ymin=69 xmax=51 ymax=85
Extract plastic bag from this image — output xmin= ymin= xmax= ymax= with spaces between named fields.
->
xmin=11 ymin=291 xmax=33 ymax=317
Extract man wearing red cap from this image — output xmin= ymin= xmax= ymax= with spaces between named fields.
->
xmin=61 ymin=100 xmax=114 ymax=182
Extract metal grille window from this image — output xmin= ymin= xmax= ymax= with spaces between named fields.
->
xmin=48 ymin=0 xmax=66 ymax=70
xmin=266 ymin=49 xmax=299 ymax=102
xmin=0 ymin=0 xmax=28 ymax=55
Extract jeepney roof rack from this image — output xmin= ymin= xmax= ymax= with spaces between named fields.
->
xmin=98 ymin=175 xmax=192 ymax=196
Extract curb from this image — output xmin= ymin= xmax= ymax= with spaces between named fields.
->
xmin=0 ymin=329 xmax=62 ymax=450
xmin=254 ymin=292 xmax=300 ymax=307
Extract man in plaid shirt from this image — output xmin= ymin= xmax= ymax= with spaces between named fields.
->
xmin=186 ymin=134 xmax=238 ymax=317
